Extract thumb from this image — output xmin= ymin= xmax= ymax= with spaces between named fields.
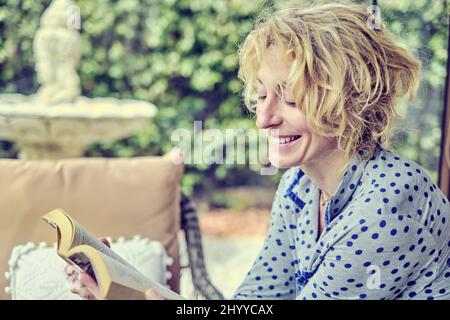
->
xmin=99 ymin=237 xmax=111 ymax=248
xmin=79 ymin=272 xmax=102 ymax=300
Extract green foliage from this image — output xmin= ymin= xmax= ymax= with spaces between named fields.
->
xmin=0 ymin=0 xmax=448 ymax=195
xmin=377 ymin=0 xmax=448 ymax=182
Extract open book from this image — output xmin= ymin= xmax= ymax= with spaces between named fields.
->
xmin=42 ymin=208 xmax=185 ymax=300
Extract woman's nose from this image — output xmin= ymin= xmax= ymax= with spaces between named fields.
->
xmin=255 ymin=97 xmax=282 ymax=129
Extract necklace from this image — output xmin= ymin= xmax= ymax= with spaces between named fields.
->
xmin=320 ymin=191 xmax=331 ymax=207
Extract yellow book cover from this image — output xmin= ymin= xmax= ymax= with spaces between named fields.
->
xmin=42 ymin=208 xmax=185 ymax=300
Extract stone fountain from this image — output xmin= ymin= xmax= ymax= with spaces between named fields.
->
xmin=0 ymin=0 xmax=157 ymax=159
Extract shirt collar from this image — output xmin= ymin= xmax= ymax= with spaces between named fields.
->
xmin=285 ymin=146 xmax=379 ymax=225
xmin=285 ymin=169 xmax=306 ymax=210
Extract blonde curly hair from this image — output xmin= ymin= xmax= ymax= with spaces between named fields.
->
xmin=238 ymin=1 xmax=421 ymax=163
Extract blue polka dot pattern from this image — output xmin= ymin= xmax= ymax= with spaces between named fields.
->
xmin=233 ymin=146 xmax=450 ymax=300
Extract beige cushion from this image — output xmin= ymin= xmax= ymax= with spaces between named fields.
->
xmin=0 ymin=153 xmax=184 ymax=300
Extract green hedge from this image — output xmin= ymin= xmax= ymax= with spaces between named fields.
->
xmin=0 ymin=0 xmax=280 ymax=195
xmin=0 ymin=0 xmax=447 ymax=195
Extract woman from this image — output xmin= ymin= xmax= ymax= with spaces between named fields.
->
xmin=67 ymin=2 xmax=450 ymax=300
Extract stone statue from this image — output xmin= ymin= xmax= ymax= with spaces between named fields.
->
xmin=0 ymin=0 xmax=157 ymax=160
xmin=33 ymin=0 xmax=82 ymax=105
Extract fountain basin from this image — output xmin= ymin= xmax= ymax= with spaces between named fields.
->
xmin=0 ymin=94 xmax=158 ymax=159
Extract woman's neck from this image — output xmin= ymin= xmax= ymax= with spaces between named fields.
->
xmin=300 ymin=148 xmax=348 ymax=199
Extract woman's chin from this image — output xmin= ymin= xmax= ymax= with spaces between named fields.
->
xmin=267 ymin=136 xmax=303 ymax=169
xmin=268 ymin=154 xmax=298 ymax=169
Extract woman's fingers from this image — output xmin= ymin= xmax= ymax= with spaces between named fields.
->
xmin=70 ymin=273 xmax=87 ymax=292
xmin=79 ymin=272 xmax=102 ymax=299
xmin=65 ymin=264 xmax=76 ymax=277
xmin=75 ymin=286 xmax=89 ymax=298
xmin=145 ymin=289 xmax=165 ymax=300
xmin=67 ymin=266 xmax=165 ymax=300
xmin=84 ymin=290 xmax=96 ymax=300
xmin=67 ymin=272 xmax=78 ymax=285
xmin=65 ymin=265 xmax=81 ymax=293
xmin=65 ymin=267 xmax=99 ymax=300
xmin=65 ymin=237 xmax=109 ymax=300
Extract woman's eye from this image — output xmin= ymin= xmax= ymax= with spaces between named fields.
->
xmin=285 ymin=101 xmax=296 ymax=107
xmin=258 ymin=96 xmax=267 ymax=101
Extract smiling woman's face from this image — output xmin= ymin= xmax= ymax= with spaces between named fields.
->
xmin=255 ymin=47 xmax=338 ymax=169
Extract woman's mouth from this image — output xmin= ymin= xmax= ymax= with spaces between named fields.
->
xmin=270 ymin=135 xmax=301 ymax=145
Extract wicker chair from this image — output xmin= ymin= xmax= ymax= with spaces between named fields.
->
xmin=180 ymin=193 xmax=225 ymax=300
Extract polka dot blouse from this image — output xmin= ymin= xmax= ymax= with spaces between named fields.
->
xmin=233 ymin=145 xmax=450 ymax=300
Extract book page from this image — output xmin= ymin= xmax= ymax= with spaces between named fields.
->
xmin=98 ymin=252 xmax=184 ymax=300
xmin=71 ymin=220 xmax=139 ymax=273
xmin=67 ymin=250 xmax=148 ymax=289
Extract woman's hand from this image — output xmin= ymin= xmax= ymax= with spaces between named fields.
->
xmin=64 ymin=237 xmax=110 ymax=300
xmin=65 ymin=237 xmax=167 ymax=300
xmin=145 ymin=289 xmax=165 ymax=300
